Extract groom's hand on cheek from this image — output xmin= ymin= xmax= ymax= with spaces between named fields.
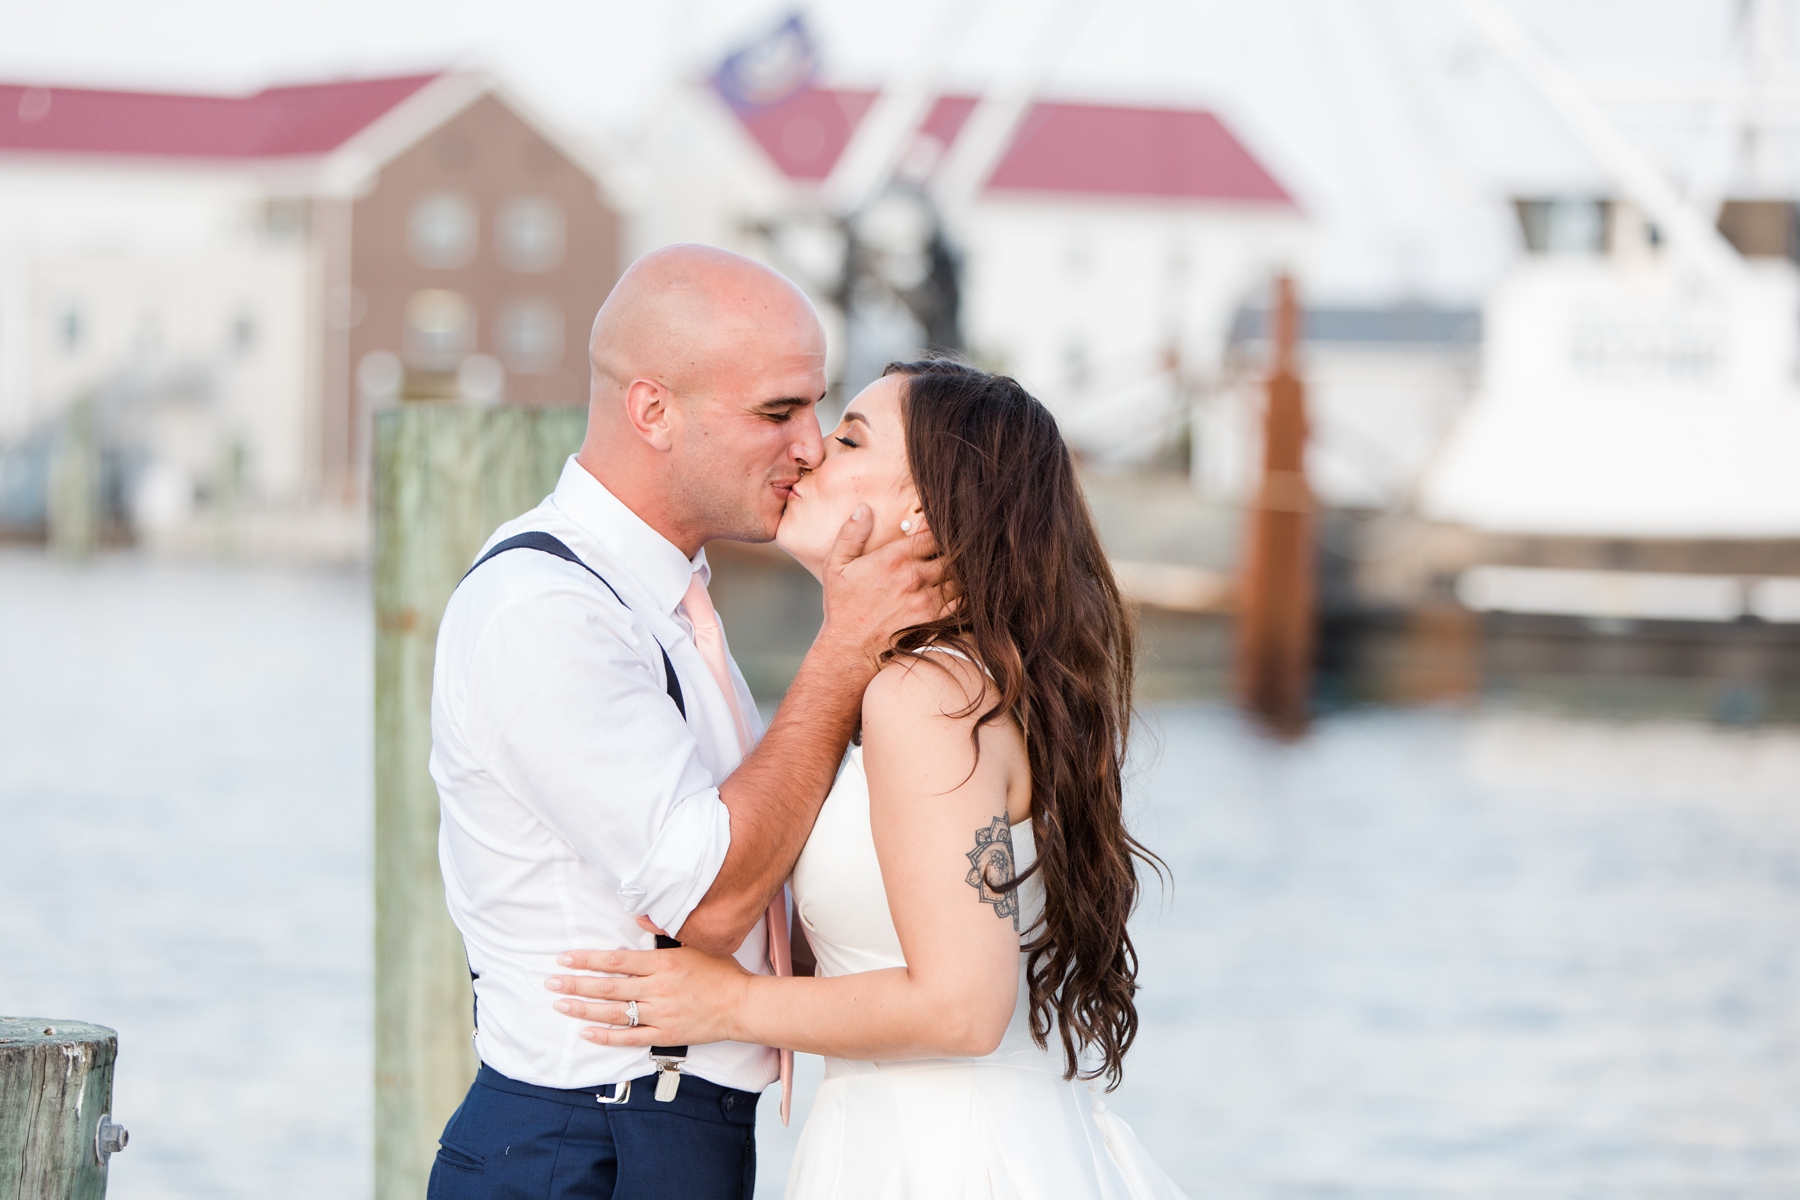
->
xmin=677 ymin=503 xmax=950 ymax=957
xmin=818 ymin=504 xmax=951 ymax=674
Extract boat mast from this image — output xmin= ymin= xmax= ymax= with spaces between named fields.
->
xmin=1451 ymin=0 xmax=1749 ymax=287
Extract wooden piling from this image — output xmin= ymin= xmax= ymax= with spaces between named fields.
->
xmin=374 ymin=403 xmax=585 ymax=1199
xmin=1235 ymin=276 xmax=1316 ymax=737
xmin=0 ymin=1017 xmax=124 ymax=1200
xmin=47 ymin=397 xmax=99 ymax=559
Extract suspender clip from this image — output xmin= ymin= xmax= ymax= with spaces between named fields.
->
xmin=651 ymin=1056 xmax=684 ymax=1102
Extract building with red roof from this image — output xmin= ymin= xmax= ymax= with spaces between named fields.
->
xmin=0 ymin=75 xmax=440 ymax=161
xmin=0 ymin=72 xmax=623 ymax=544
xmin=635 ymin=81 xmax=1305 ymax=463
xmin=731 ymin=87 xmax=1293 ymax=206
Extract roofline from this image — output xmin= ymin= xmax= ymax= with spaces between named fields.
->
xmin=0 ymin=70 xmax=628 ymax=211
xmin=713 ymin=81 xmax=1302 ymax=210
xmin=977 ymin=188 xmax=1304 ymax=214
xmin=311 ymin=70 xmax=488 ymax=196
xmin=0 ymin=72 xmax=478 ymax=192
xmin=1229 ymin=304 xmax=1484 ymax=347
xmin=301 ymin=69 xmax=623 ymax=205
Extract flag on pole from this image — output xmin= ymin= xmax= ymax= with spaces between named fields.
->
xmin=712 ymin=14 xmax=818 ymax=112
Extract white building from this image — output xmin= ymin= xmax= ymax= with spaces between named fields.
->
xmin=0 ymin=73 xmax=623 ymax=549
xmin=1202 ymin=305 xmax=1482 ymax=510
xmin=0 ymin=123 xmax=322 ymax=531
xmin=630 ymin=83 xmax=1308 ymax=464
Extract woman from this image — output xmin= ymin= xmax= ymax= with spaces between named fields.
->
xmin=545 ymin=360 xmax=1184 ymax=1198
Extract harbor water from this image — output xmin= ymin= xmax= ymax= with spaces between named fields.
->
xmin=2 ymin=550 xmax=1797 ymax=1198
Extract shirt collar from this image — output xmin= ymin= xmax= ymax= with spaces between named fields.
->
xmin=549 ymin=456 xmax=705 ymax=617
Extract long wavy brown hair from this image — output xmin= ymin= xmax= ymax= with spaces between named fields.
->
xmin=880 ymin=357 xmax=1160 ymax=1089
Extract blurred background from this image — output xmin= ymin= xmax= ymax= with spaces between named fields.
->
xmin=2 ymin=0 xmax=1799 ymax=1196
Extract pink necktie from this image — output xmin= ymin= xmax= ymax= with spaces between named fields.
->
xmin=681 ymin=572 xmax=795 ymax=1126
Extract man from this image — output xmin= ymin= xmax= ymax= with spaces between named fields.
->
xmin=426 ymin=245 xmax=941 ymax=1198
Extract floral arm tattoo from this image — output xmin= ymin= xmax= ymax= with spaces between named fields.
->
xmin=965 ymin=816 xmax=1020 ymax=931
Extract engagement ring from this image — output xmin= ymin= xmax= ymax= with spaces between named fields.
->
xmin=625 ymin=1001 xmax=640 ymax=1028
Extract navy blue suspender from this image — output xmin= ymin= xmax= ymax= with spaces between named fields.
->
xmin=459 ymin=530 xmax=692 ymax=1069
xmin=462 ymin=531 xmax=686 ymax=719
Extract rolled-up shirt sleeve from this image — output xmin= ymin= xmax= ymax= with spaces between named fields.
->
xmin=463 ymin=581 xmax=729 ymax=937
xmin=616 ymin=788 xmax=729 ymax=931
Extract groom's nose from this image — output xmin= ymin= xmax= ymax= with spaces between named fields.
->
xmin=789 ymin=411 xmax=825 ymax=469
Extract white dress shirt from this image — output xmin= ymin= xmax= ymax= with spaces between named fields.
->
xmin=429 ymin=456 xmax=775 ymax=1093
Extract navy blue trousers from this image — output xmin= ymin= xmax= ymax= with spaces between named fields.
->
xmin=426 ymin=1064 xmax=761 ymax=1200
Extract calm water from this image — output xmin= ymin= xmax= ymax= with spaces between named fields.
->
xmin=2 ymin=550 xmax=1798 ymax=1198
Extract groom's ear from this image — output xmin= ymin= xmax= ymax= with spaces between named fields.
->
xmin=623 ymin=378 xmax=679 ymax=451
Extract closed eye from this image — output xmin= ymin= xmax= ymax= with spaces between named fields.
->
xmin=835 ymin=435 xmax=859 ymax=448
xmin=756 ymin=397 xmax=815 ymax=423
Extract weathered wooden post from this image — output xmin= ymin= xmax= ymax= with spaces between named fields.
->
xmin=47 ymin=396 xmax=99 ymax=559
xmin=373 ymin=402 xmax=585 ymax=1199
xmin=1235 ymin=275 xmax=1316 ymax=737
xmin=0 ymin=1017 xmax=127 ymax=1200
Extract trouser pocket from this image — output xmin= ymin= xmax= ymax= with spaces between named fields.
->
xmin=426 ymin=1078 xmax=574 ymax=1199
xmin=433 ymin=1138 xmax=485 ymax=1173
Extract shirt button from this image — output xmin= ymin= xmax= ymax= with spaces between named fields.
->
xmin=724 ymin=1095 xmax=735 ymax=1110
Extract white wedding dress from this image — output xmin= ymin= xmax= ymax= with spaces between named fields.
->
xmin=785 ymin=739 xmax=1190 ymax=1199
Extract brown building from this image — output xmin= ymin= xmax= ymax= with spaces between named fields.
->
xmin=348 ymin=90 xmax=621 ymax=416
xmin=0 ymin=70 xmax=624 ymax=519
xmin=332 ymin=77 xmax=624 ymax=500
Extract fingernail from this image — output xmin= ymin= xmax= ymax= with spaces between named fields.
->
xmin=853 ymin=504 xmax=867 ymax=520
xmin=546 ymin=976 xmax=565 ymax=991
xmin=580 ymin=1028 xmax=598 ymax=1040
xmin=555 ymin=1000 xmax=572 ymax=1013
xmin=557 ymin=954 xmax=574 ymax=966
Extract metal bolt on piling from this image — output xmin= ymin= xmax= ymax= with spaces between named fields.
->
xmin=97 ymin=1115 xmax=129 ymax=1163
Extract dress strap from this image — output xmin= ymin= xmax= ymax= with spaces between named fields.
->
xmin=907 ymin=643 xmax=983 ymax=674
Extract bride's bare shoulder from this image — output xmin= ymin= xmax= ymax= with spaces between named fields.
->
xmin=861 ymin=647 xmax=1029 ymax=816
xmin=861 ymin=647 xmax=995 ymax=731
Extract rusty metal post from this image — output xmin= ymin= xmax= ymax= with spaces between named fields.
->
xmin=1235 ymin=276 xmax=1315 ymax=737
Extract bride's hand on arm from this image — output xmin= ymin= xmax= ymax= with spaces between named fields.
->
xmin=546 ymin=653 xmax=1029 ymax=1061
xmin=545 ymin=945 xmax=754 ymax=1048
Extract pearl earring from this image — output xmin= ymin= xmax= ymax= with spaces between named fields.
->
xmin=900 ymin=520 xmax=913 ymax=534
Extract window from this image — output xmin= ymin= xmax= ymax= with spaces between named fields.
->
xmin=1717 ymin=200 xmax=1797 ymax=259
xmin=404 ymin=289 xmax=473 ymax=369
xmin=263 ymin=198 xmax=310 ymax=240
xmin=230 ymin=311 xmax=257 ymax=357
xmin=409 ymin=192 xmax=478 ymax=268
xmin=457 ymin=354 xmax=506 ymax=405
xmin=1516 ymin=199 xmax=1607 ymax=256
xmin=357 ymin=350 xmax=403 ymax=400
xmin=498 ymin=299 xmax=563 ymax=372
xmin=57 ymin=306 xmax=83 ymax=354
xmin=497 ymin=197 xmax=566 ymax=272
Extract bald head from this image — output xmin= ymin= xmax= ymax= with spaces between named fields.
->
xmin=576 ymin=244 xmax=829 ymax=555
xmin=589 ymin=243 xmax=821 ymax=411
